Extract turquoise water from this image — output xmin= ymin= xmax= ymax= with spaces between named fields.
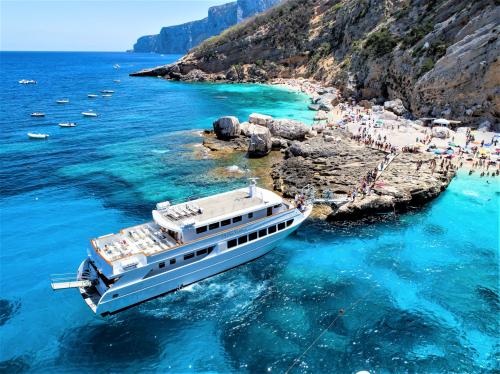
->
xmin=0 ymin=52 xmax=498 ymax=373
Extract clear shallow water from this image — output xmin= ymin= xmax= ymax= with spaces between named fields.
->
xmin=0 ymin=52 xmax=498 ymax=373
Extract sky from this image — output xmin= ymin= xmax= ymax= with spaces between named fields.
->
xmin=0 ymin=0 xmax=229 ymax=51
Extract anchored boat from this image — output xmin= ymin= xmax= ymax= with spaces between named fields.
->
xmin=28 ymin=132 xmax=49 ymax=139
xmin=87 ymin=94 xmax=98 ymax=98
xmin=59 ymin=122 xmax=77 ymax=127
xmin=82 ymin=110 xmax=98 ymax=117
xmin=30 ymin=112 xmax=45 ymax=117
xmin=56 ymin=99 xmax=69 ymax=104
xmin=51 ymin=180 xmax=312 ymax=315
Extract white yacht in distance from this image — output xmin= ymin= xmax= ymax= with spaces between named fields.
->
xmin=51 ymin=180 xmax=312 ymax=315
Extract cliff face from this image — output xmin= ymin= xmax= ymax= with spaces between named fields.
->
xmin=133 ymin=0 xmax=281 ymax=54
xmin=132 ymin=0 xmax=499 ymax=128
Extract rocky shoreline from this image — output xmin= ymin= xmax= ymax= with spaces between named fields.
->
xmin=200 ymin=109 xmax=457 ymax=222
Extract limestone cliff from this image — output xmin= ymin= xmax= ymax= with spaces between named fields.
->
xmin=133 ymin=0 xmax=281 ymax=54
xmin=132 ymin=0 xmax=499 ymax=129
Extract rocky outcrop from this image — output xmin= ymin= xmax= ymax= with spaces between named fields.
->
xmin=132 ymin=0 xmax=281 ymax=54
xmin=271 ymin=130 xmax=456 ymax=221
xmin=132 ymin=0 xmax=499 ymax=129
xmin=213 ymin=116 xmax=241 ymax=139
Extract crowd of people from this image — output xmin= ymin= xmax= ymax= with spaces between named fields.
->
xmin=351 ymin=127 xmax=397 ymax=153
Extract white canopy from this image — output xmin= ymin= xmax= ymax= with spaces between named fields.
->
xmin=433 ymin=118 xmax=450 ymax=126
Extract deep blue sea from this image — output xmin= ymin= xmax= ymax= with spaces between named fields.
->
xmin=0 ymin=52 xmax=498 ymax=373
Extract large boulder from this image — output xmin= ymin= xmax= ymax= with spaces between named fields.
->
xmin=248 ymin=126 xmax=272 ymax=157
xmin=384 ymin=99 xmax=408 ymax=116
xmin=213 ymin=116 xmax=240 ymax=140
xmin=239 ymin=121 xmax=259 ymax=137
xmin=267 ymin=119 xmax=309 ymax=141
xmin=432 ymin=126 xmax=450 ymax=139
xmin=249 ymin=113 xmax=273 ymax=126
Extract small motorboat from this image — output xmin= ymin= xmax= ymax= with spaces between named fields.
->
xmin=82 ymin=110 xmax=98 ymax=117
xmin=100 ymin=90 xmax=115 ymax=94
xmin=88 ymin=94 xmax=98 ymax=98
xmin=31 ymin=112 xmax=45 ymax=117
xmin=19 ymin=79 xmax=37 ymax=84
xmin=113 ymin=79 xmax=121 ymax=83
xmin=28 ymin=132 xmax=49 ymax=139
xmin=113 ymin=64 xmax=120 ymax=69
xmin=56 ymin=99 xmax=69 ymax=104
xmin=59 ymin=122 xmax=77 ymax=127
xmin=102 ymin=94 xmax=112 ymax=98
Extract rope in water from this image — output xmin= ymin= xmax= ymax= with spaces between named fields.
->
xmin=285 ymin=209 xmax=404 ymax=374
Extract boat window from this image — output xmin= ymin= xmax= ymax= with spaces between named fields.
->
xmin=278 ymin=222 xmax=286 ymax=231
xmin=274 ymin=204 xmax=281 ymax=209
xmin=249 ymin=232 xmax=258 ymax=241
xmin=112 ymin=294 xmax=119 ymax=299
xmin=196 ymin=226 xmax=207 ymax=234
xmin=268 ymin=225 xmax=277 ymax=234
xmin=209 ymin=222 xmax=220 ymax=230
xmin=221 ymin=219 xmax=231 ymax=227
xmin=248 ymin=212 xmax=253 ymax=219
xmin=170 ymin=258 xmax=176 ymax=265
xmin=233 ymin=216 xmax=242 ymax=223
xmin=197 ymin=248 xmax=208 ymax=256
xmin=259 ymin=229 xmax=267 ymax=237
xmin=159 ymin=262 xmax=165 ymax=268
xmin=184 ymin=253 xmax=194 ymax=260
xmin=238 ymin=236 xmax=248 ymax=245
xmin=228 ymin=239 xmax=237 ymax=248
xmin=286 ymin=219 xmax=294 ymax=227
xmin=267 ymin=207 xmax=273 ymax=216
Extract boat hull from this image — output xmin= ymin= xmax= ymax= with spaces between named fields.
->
xmin=89 ymin=206 xmax=311 ymax=315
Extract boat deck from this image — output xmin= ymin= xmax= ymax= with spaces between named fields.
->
xmin=156 ymin=188 xmax=281 ymax=228
xmin=92 ymin=222 xmax=178 ymax=263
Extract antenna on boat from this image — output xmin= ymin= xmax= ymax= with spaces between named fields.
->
xmin=248 ymin=177 xmax=259 ymax=198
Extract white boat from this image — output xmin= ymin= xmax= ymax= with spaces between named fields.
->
xmin=56 ymin=99 xmax=69 ymax=104
xmin=19 ymin=79 xmax=37 ymax=84
xmin=87 ymin=94 xmax=98 ymax=98
xmin=82 ymin=111 xmax=98 ymax=117
xmin=30 ymin=112 xmax=45 ymax=117
xmin=100 ymin=90 xmax=115 ymax=94
xmin=113 ymin=64 xmax=120 ymax=69
xmin=102 ymin=94 xmax=112 ymax=98
xmin=113 ymin=79 xmax=121 ymax=83
xmin=51 ymin=179 xmax=312 ymax=315
xmin=28 ymin=132 xmax=49 ymax=139
xmin=59 ymin=122 xmax=77 ymax=127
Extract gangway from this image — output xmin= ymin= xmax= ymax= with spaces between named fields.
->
xmin=50 ymin=273 xmax=92 ymax=290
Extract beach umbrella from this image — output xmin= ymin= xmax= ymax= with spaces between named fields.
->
xmin=433 ymin=118 xmax=450 ymax=126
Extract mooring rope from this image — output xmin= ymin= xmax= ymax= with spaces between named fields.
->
xmin=285 ymin=209 xmax=403 ymax=374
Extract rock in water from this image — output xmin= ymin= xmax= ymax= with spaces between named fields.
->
xmin=267 ymin=119 xmax=309 ymax=140
xmin=249 ymin=113 xmax=273 ymax=126
xmin=432 ymin=126 xmax=450 ymax=139
xmin=248 ymin=126 xmax=272 ymax=157
xmin=384 ymin=99 xmax=408 ymax=116
xmin=213 ymin=116 xmax=241 ymax=139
